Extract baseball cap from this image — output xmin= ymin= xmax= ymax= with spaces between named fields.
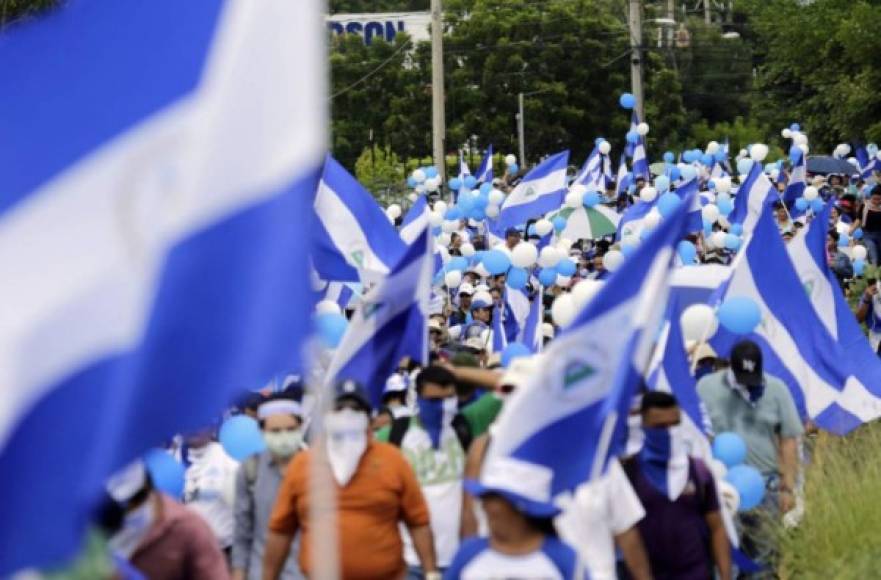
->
xmin=458 ymin=283 xmax=475 ymax=296
xmin=471 ymin=291 xmax=494 ymax=310
xmin=730 ymin=340 xmax=764 ymax=387
xmin=333 ymin=379 xmax=372 ymax=413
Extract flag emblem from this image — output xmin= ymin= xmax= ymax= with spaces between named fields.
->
xmin=524 ymin=186 xmax=537 ymax=198
xmin=350 ymin=249 xmax=365 ymax=268
xmin=563 ymin=362 xmax=596 ymax=389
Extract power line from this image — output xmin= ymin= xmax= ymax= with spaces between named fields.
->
xmin=330 ymin=38 xmax=412 ymax=99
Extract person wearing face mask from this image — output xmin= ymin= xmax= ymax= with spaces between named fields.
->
xmin=697 ymin=341 xmax=803 ymax=570
xmin=375 ymin=366 xmax=502 ymax=579
xmin=621 ymin=392 xmax=731 ymax=580
xmin=104 ymin=459 xmax=229 ymax=579
xmin=231 ymin=396 xmax=306 ymax=580
xmin=264 ymin=380 xmax=439 ymax=580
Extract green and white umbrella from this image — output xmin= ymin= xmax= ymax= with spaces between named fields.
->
xmin=550 ymin=205 xmax=620 ymax=240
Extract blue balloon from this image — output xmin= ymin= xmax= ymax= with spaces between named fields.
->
xmin=789 ymin=146 xmax=802 ymax=165
xmin=219 ymin=415 xmax=267 ymax=461
xmin=678 ymin=240 xmax=697 ymax=263
xmin=583 ymin=191 xmax=601 ymax=208
xmin=811 ymin=198 xmax=825 ymax=213
xmin=669 ymin=166 xmax=681 ymax=181
xmin=795 ymin=198 xmax=808 ymax=211
xmin=655 ymin=175 xmax=671 ymax=192
xmin=682 ymin=150 xmax=698 ymax=164
xmin=445 ymin=207 xmax=462 ymax=221
xmin=712 ymin=432 xmax=747 ymax=468
xmin=737 ymin=158 xmax=754 ymax=175
xmin=790 ymin=123 xmax=801 ymax=132
xmin=144 ymin=449 xmax=185 ymax=498
xmin=432 ymin=226 xmax=441 ymax=236
xmin=448 ymin=256 xmax=469 ymax=272
xmin=626 ymin=131 xmax=639 ymax=144
xmin=470 ymin=207 xmax=486 ymax=222
xmin=449 ymin=177 xmax=462 ymax=191
xmin=663 ymin=151 xmax=675 ymax=163
xmin=730 ymin=223 xmax=744 ymax=236
xmin=458 ymin=194 xmax=474 ymax=212
xmin=556 ymin=258 xmax=577 ymax=277
xmin=714 ymin=149 xmax=727 ymax=162
xmin=701 ymin=153 xmax=714 ymax=167
xmin=552 ymin=215 xmax=567 ymax=232
xmin=724 ymin=233 xmax=741 ymax=251
xmin=707 ymin=179 xmax=716 ymax=191
xmin=619 ymin=92 xmax=636 ymax=109
xmin=855 ymin=258 xmax=866 ymax=276
xmin=538 ymin=268 xmax=557 ymax=286
xmin=482 ymin=249 xmax=512 ymax=275
xmin=717 ymin=197 xmax=734 ymax=216
xmin=464 ymin=175 xmax=477 ymax=189
xmin=717 ymin=296 xmax=762 ymax=334
xmin=727 ymin=464 xmax=766 ymax=511
xmin=315 ymin=312 xmax=348 ymax=348
xmin=474 ymin=194 xmax=490 ymax=209
xmin=527 ymin=224 xmax=537 ymax=236
xmin=854 ymin=228 xmax=864 ymax=240
xmin=479 ymin=182 xmax=492 ymax=195
xmin=595 ymin=137 xmax=606 ymax=147
xmin=508 ymin=163 xmax=519 ymax=174
xmin=502 ymin=342 xmax=531 ymax=367
xmin=507 ymin=266 xmax=529 ymax=289
xmin=680 ymin=165 xmax=697 ymax=181
xmin=838 ymin=233 xmax=850 ymax=248
xmin=407 ymin=176 xmax=418 ymax=188
xmin=657 ymin=193 xmax=681 ymax=217
xmin=425 ymin=166 xmax=438 ymax=179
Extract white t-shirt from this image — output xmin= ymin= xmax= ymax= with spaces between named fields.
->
xmin=448 ymin=536 xmax=585 ymax=579
xmin=180 ymin=442 xmax=239 ymax=548
xmin=554 ymin=460 xmax=645 ymax=580
xmin=398 ymin=421 xmax=466 ymax=567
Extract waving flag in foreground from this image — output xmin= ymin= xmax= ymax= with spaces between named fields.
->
xmin=728 ymin=161 xmax=776 ymax=235
xmin=484 ymin=194 xmax=693 ymax=496
xmin=498 ymin=151 xmax=569 ymax=230
xmin=0 ymin=0 xmax=323 ymax=573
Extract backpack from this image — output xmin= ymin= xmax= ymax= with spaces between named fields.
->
xmin=388 ymin=415 xmax=473 ymax=452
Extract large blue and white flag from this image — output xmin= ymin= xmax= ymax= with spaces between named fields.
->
xmin=325 ymin=223 xmax=433 ymax=407
xmin=484 ymin=195 xmax=693 ymax=495
xmin=783 ymin=150 xmax=806 ymax=206
xmin=314 ymin=155 xmax=406 ymax=283
xmin=475 ymin=145 xmax=493 ymax=184
xmin=0 ymin=0 xmax=323 ymax=573
xmin=710 ymin=210 xmax=881 ymax=434
xmin=400 ymin=195 xmax=429 ymax=244
xmin=628 ymin=112 xmax=651 ymax=180
xmin=498 ymin=151 xmax=569 ymax=230
xmin=728 ymin=160 xmax=776 ymax=235
xmin=616 ymin=156 xmax=631 ymax=198
xmin=573 ymin=146 xmax=601 ymax=186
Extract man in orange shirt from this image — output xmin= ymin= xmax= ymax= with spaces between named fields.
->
xmin=263 ymin=380 xmax=439 ymax=580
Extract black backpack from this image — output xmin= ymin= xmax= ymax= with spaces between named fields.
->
xmin=388 ymin=415 xmax=473 ymax=452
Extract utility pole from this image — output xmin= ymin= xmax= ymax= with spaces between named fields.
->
xmin=628 ymin=0 xmax=644 ymax=120
xmin=430 ymin=0 xmax=446 ymax=183
xmin=704 ymin=0 xmax=711 ymax=24
xmin=517 ymin=92 xmax=526 ymax=167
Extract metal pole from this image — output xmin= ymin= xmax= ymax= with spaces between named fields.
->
xmin=517 ymin=92 xmax=526 ymax=167
xmin=704 ymin=0 xmax=711 ymax=24
xmin=430 ymin=0 xmax=446 ymax=183
xmin=628 ymin=0 xmax=644 ymax=120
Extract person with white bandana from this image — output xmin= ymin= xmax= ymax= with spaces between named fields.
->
xmin=232 ymin=395 xmax=307 ymax=580
xmin=263 ymin=380 xmax=439 ymax=580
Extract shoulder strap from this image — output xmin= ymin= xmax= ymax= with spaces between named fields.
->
xmin=388 ymin=416 xmax=411 ymax=447
xmin=451 ymin=413 xmax=473 ymax=452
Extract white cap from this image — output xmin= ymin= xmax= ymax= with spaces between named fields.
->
xmin=471 ymin=291 xmax=494 ymax=309
xmin=384 ymin=373 xmax=409 ymax=394
xmin=106 ymin=460 xmax=148 ymax=503
xmin=257 ymin=399 xmax=303 ymax=419
xmin=481 ymin=456 xmax=554 ymax=504
xmin=458 ymin=282 xmax=475 ymax=296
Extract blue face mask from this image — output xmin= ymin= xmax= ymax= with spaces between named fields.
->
xmin=641 ymin=426 xmax=674 ymax=464
xmin=417 ymin=397 xmax=453 ymax=449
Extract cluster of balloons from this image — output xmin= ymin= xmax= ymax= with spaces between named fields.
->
xmin=781 ymin=124 xmax=810 ymax=157
xmin=679 ymin=295 xmax=762 ymax=345
xmin=713 ymin=432 xmax=766 ymax=512
xmin=852 ymin=244 xmax=868 ymax=276
xmin=793 ymin=186 xmax=826 ymax=215
xmin=505 ymin=153 xmax=519 ymax=176
xmin=550 ymin=278 xmax=604 ymax=328
xmin=406 ymin=165 xmax=442 ymax=195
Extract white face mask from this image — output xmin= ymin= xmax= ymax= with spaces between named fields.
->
xmin=264 ymin=430 xmax=303 ymax=458
xmin=625 ymin=414 xmax=644 ymax=456
xmin=109 ymin=496 xmax=155 ymax=558
xmin=324 ymin=409 xmax=369 ymax=487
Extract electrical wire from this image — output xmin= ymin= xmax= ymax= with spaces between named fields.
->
xmin=330 ymin=38 xmax=412 ymax=99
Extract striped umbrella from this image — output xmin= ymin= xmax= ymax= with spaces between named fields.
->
xmin=550 ymin=205 xmax=620 ymax=240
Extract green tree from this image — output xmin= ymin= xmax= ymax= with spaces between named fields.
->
xmin=354 ymin=145 xmax=406 ymax=201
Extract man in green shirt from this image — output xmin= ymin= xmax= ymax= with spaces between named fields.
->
xmin=375 ymin=366 xmax=502 ymax=578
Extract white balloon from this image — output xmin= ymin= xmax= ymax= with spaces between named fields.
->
xmin=799 ymin=143 xmax=810 ymax=155
xmin=489 ymin=189 xmax=505 ymax=205
xmin=706 ymin=141 xmax=720 ymax=155
xmin=640 ymin=186 xmax=658 ymax=203
xmin=444 ymin=270 xmax=463 ymax=288
xmin=511 ymin=242 xmax=539 ymax=268
xmin=535 ymin=219 xmax=554 ymax=237
xmin=424 ymin=176 xmax=440 ymax=191
xmin=441 ymin=220 xmax=458 ymax=233
xmin=840 ymin=143 xmax=851 ymax=156
xmin=599 ymin=141 xmax=612 ymax=155
xmin=551 ymin=294 xmax=577 ymax=328
xmin=569 ymin=183 xmax=588 ymax=196
xmin=316 ymin=300 xmax=341 ymax=316
xmin=572 ymin=279 xmax=602 ymax=309
xmin=718 ymin=215 xmax=731 ymax=229
xmin=413 ymin=169 xmax=426 ymax=183
xmin=749 ymin=143 xmax=769 ymax=162
xmin=718 ymin=480 xmax=741 ymax=515
xmin=485 ymin=204 xmax=500 ymax=218
xmin=474 ymin=262 xmax=490 ymax=278
xmin=702 ymin=204 xmax=720 ymax=224
xmin=539 ymin=246 xmax=563 ymax=268
xmin=710 ymin=458 xmax=728 ymax=482
xmin=794 ymin=133 xmax=808 ymax=146
xmin=711 ymin=231 xmax=728 ymax=249
xmin=429 ymin=211 xmax=444 ymax=227
xmin=876 ymin=150 xmax=881 ymax=161
xmin=437 ymin=232 xmax=451 ymax=247
xmin=603 ymin=249 xmax=624 ymax=272
xmin=407 ymin=193 xmax=418 ymax=203
xmin=386 ymin=204 xmax=402 ymax=219
xmin=738 ymin=149 xmax=748 ymax=158
xmin=460 ymin=242 xmax=475 ymax=257
xmin=492 ymin=242 xmax=512 ymax=257
xmin=637 ymin=122 xmax=649 ymax=136
xmin=565 ymin=191 xmax=584 ymax=208
xmin=505 ymin=154 xmax=517 ymax=166
xmin=853 ymin=245 xmax=868 ymax=261
xmin=781 ymin=128 xmax=792 ymax=139
xmin=556 ymin=238 xmax=574 ymax=251
xmin=715 ymin=176 xmax=732 ymax=194
xmin=848 ymin=157 xmax=859 ymax=167
xmin=804 ymin=186 xmax=819 ymax=201
xmin=680 ymin=304 xmax=718 ymax=343
xmin=836 ymin=221 xmax=849 ymax=235
xmin=643 ymin=210 xmax=661 ymax=230
xmin=433 ymin=200 xmax=448 ymax=214
xmin=556 ymin=274 xmax=572 ymax=286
